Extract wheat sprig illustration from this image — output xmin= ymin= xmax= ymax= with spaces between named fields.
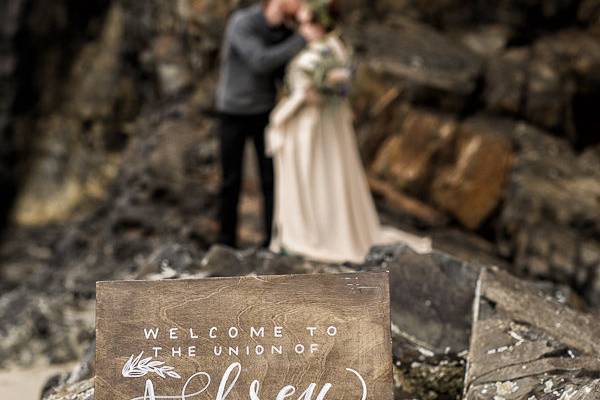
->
xmin=121 ymin=352 xmax=181 ymax=379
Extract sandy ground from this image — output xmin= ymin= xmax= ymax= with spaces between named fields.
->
xmin=0 ymin=364 xmax=75 ymax=400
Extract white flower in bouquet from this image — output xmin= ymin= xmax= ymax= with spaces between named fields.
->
xmin=300 ymin=39 xmax=353 ymax=98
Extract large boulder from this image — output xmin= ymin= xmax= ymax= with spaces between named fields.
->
xmin=364 ymin=245 xmax=481 ymax=356
xmin=498 ymin=122 xmax=600 ymax=306
xmin=364 ymin=245 xmax=479 ymax=399
xmin=481 ymin=29 xmax=600 ymax=148
xmin=431 ymin=118 xmax=513 ymax=229
xmin=371 ymin=111 xmax=514 ymax=230
xmin=371 ymin=110 xmax=458 ymax=196
xmin=465 ymin=267 xmax=600 ymax=399
xmin=527 ymin=30 xmax=600 ymax=148
xmin=484 ymin=47 xmax=530 ymax=116
xmin=350 ymin=20 xmax=483 ymax=114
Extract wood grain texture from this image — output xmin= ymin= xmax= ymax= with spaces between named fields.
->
xmin=96 ymin=272 xmax=393 ymax=400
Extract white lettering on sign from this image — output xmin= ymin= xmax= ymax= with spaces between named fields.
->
xmin=126 ymin=362 xmax=367 ymax=400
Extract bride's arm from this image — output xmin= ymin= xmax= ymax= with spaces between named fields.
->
xmin=266 ymin=53 xmax=318 ymax=155
xmin=270 ymin=53 xmax=319 ymax=128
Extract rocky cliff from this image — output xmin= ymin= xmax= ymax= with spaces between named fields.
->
xmin=0 ymin=0 xmax=599 ymax=398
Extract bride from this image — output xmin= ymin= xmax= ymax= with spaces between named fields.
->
xmin=267 ymin=0 xmax=431 ymax=263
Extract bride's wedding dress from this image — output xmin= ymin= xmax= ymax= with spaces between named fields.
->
xmin=267 ymin=33 xmax=431 ymax=263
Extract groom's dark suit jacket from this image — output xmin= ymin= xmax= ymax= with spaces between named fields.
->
xmin=216 ymin=4 xmax=305 ymax=116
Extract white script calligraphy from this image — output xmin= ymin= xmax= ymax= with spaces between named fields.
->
xmin=128 ymin=362 xmax=368 ymax=400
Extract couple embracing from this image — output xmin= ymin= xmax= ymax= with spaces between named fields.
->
xmin=215 ymin=0 xmax=431 ymax=263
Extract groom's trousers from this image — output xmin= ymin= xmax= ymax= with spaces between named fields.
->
xmin=217 ymin=112 xmax=274 ymax=248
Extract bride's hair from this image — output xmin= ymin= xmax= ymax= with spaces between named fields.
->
xmin=309 ymin=0 xmax=341 ymax=32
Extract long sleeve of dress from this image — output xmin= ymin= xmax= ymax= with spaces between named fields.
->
xmin=266 ymin=51 xmax=319 ymax=154
xmin=271 ymin=34 xmax=352 ymax=127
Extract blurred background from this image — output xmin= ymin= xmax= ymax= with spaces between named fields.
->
xmin=1 ymin=0 xmax=599 ymax=398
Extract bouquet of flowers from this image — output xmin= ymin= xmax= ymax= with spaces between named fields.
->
xmin=309 ymin=45 xmax=353 ymax=98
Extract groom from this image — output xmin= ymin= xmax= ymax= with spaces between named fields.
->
xmin=215 ymin=0 xmax=319 ymax=248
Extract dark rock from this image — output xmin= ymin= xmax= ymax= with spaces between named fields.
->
xmin=134 ymin=243 xmax=203 ymax=279
xmin=0 ymin=0 xmax=27 ymax=234
xmin=432 ymin=228 xmax=512 ymax=269
xmin=201 ymin=245 xmax=351 ymax=278
xmin=498 ymin=122 xmax=600 ymax=306
xmin=457 ymin=24 xmax=512 ymax=58
xmin=393 ymin=355 xmax=465 ymax=400
xmin=579 ymin=0 xmax=600 ymax=26
xmin=526 ymin=30 xmax=600 ymax=147
xmin=41 ymin=341 xmax=96 ymax=399
xmin=364 ymin=244 xmax=481 ymax=356
xmin=465 ymin=267 xmax=600 ymax=400
xmin=467 ymin=27 xmax=600 ymax=149
xmin=43 ymin=378 xmax=95 ymax=400
xmin=484 ymin=47 xmax=530 ymax=115
xmin=525 ymin=51 xmax=567 ymax=134
xmin=363 ymin=245 xmax=480 ymax=399
xmin=376 ymin=0 xmax=584 ymax=34
xmin=200 ymin=245 xmax=260 ymax=277
xmin=351 ymin=20 xmax=483 ymax=113
xmin=0 ymin=289 xmax=94 ymax=369
xmin=150 ymin=35 xmax=193 ymax=96
xmin=66 ymin=340 xmax=96 ymax=385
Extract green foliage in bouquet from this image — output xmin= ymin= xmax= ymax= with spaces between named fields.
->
xmin=306 ymin=0 xmax=335 ymax=31
xmin=300 ymin=43 xmax=354 ymax=99
xmin=313 ymin=47 xmax=350 ymax=97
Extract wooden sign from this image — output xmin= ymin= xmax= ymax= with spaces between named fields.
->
xmin=95 ymin=272 xmax=393 ymax=400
